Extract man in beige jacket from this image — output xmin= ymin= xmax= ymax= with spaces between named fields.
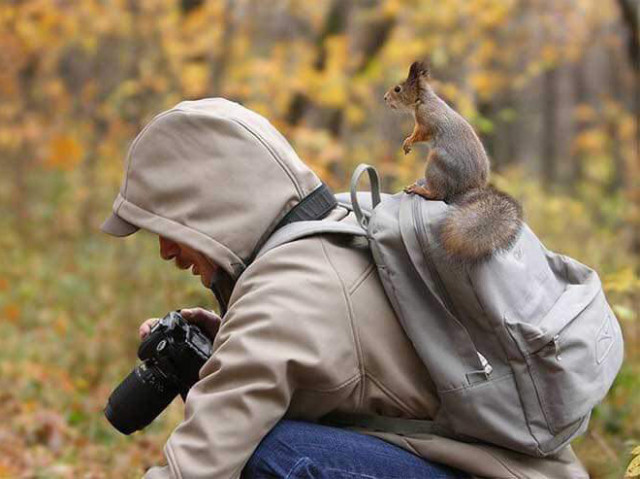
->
xmin=101 ymin=98 xmax=588 ymax=478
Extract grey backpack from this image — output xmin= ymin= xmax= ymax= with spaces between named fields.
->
xmin=257 ymin=164 xmax=624 ymax=457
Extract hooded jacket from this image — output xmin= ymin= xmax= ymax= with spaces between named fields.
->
xmin=102 ymin=98 xmax=588 ymax=478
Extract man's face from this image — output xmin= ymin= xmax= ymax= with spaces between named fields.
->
xmin=159 ymin=236 xmax=218 ymax=288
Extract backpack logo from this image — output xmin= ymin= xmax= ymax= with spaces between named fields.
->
xmin=596 ymin=311 xmax=615 ymax=364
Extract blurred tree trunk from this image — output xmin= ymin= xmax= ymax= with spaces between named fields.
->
xmin=607 ymin=44 xmax=626 ymax=194
xmin=352 ymin=10 xmax=396 ymax=75
xmin=504 ymin=90 xmax=519 ymax=169
xmin=13 ymin=58 xmax=39 ymax=239
xmin=478 ymin=100 xmax=496 ymax=164
xmin=286 ymin=0 xmax=353 ymax=128
xmin=571 ymin=60 xmax=588 ymax=190
xmin=287 ymin=1 xmax=395 ymax=134
xmin=542 ymin=67 xmax=559 ymax=187
xmin=615 ymin=0 xmax=640 ymax=257
xmin=181 ymin=0 xmax=204 ymax=14
xmin=209 ymin=0 xmax=235 ymax=95
xmin=490 ymin=91 xmax=519 ymax=171
xmin=616 ymin=0 xmax=639 ymax=139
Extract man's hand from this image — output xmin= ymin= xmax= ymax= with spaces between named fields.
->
xmin=138 ymin=308 xmax=222 ymax=341
xmin=179 ymin=307 xmax=222 ymax=341
xmin=139 ymin=317 xmax=160 ymax=340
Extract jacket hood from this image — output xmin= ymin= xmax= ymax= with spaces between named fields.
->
xmin=101 ymin=98 xmax=322 ymax=280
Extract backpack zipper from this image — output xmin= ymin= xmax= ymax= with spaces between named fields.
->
xmin=412 ymin=199 xmax=457 ymax=316
xmin=412 ymin=198 xmax=492 ymax=377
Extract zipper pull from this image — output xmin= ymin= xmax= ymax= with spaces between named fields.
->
xmin=477 ymin=352 xmax=493 ymax=377
xmin=553 ymin=335 xmax=562 ymax=361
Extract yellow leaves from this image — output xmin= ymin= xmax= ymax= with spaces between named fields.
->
xmin=424 ymin=1 xmax=460 ymax=30
xmin=574 ymin=104 xmax=597 ymax=123
xmin=181 ymin=62 xmax=210 ymax=98
xmin=12 ymin=3 xmax=75 ymax=53
xmin=312 ymin=35 xmax=350 ymax=108
xmin=288 ymin=36 xmax=351 ymax=109
xmin=317 ymin=76 xmax=348 ymax=108
xmin=626 ymin=445 xmax=640 ymax=478
xmin=455 ymin=94 xmax=478 ymax=122
xmin=613 ymin=304 xmax=636 ymax=322
xmin=573 ymin=130 xmax=608 ymax=156
xmin=541 ymin=45 xmax=559 ymax=67
xmin=45 ymin=134 xmax=84 ymax=171
xmin=115 ymin=79 xmax=141 ymax=98
xmin=346 ymin=104 xmax=366 ymax=126
xmin=476 ymin=40 xmax=497 ymax=64
xmin=448 ymin=35 xmax=469 ymax=58
xmin=469 ymin=70 xmax=505 ymax=100
xmin=291 ymin=127 xmax=344 ymax=179
xmin=619 ymin=115 xmax=636 ymax=141
xmin=605 ymin=268 xmax=640 ymax=295
xmin=327 ymin=34 xmax=350 ymax=67
xmin=471 ymin=0 xmax=514 ymax=29
xmin=244 ymin=101 xmax=270 ymax=118
xmin=382 ymin=0 xmax=403 ymax=17
xmin=437 ymin=82 xmax=461 ymax=103
xmin=384 ymin=36 xmax=428 ymax=67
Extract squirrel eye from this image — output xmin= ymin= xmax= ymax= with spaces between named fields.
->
xmin=394 ymin=86 xmax=401 ymax=93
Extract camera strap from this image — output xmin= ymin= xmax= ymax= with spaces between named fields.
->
xmin=245 ymin=182 xmax=337 ymax=266
xmin=274 ymin=182 xmax=337 ymax=228
xmin=209 ymin=269 xmax=234 ymax=316
xmin=211 ymin=183 xmax=337 ymax=316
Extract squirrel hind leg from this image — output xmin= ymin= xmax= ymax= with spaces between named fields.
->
xmin=404 ymin=182 xmax=442 ymax=200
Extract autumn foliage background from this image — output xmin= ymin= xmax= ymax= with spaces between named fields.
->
xmin=0 ymin=0 xmax=639 ymax=478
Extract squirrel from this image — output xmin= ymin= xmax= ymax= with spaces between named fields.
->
xmin=384 ymin=61 xmax=523 ymax=263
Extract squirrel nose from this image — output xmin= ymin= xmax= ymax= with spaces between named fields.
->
xmin=383 ymin=93 xmax=389 ymax=101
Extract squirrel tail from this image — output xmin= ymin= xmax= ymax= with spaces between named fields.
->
xmin=438 ymin=187 xmax=523 ymax=263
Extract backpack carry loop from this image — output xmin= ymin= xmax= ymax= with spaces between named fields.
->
xmin=350 ymin=164 xmax=381 ymax=229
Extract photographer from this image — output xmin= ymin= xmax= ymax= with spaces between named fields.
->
xmin=101 ymin=99 xmax=585 ymax=478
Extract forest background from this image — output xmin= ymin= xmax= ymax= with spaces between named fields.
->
xmin=0 ymin=0 xmax=638 ymax=477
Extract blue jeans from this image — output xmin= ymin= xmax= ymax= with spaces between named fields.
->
xmin=242 ymin=420 xmax=469 ymax=478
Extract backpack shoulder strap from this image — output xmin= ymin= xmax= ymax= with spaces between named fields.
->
xmin=256 ymin=163 xmax=382 ymax=259
xmin=256 ymin=220 xmax=367 ymax=260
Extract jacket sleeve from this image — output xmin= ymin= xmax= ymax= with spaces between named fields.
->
xmin=143 ymin=240 xmax=360 ymax=479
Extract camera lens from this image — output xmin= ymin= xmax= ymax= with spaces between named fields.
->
xmin=105 ymin=361 xmax=180 ymax=435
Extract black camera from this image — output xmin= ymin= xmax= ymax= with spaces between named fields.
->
xmin=104 ymin=311 xmax=213 ymax=435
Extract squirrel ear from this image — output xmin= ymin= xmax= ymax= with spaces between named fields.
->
xmin=421 ymin=62 xmax=430 ymax=77
xmin=408 ymin=61 xmax=430 ymax=80
xmin=408 ymin=61 xmax=421 ymax=80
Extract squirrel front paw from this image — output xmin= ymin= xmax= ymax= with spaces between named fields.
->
xmin=402 ymin=138 xmax=413 ymax=155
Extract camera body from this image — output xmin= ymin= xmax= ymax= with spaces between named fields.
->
xmin=105 ymin=311 xmax=213 ymax=435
